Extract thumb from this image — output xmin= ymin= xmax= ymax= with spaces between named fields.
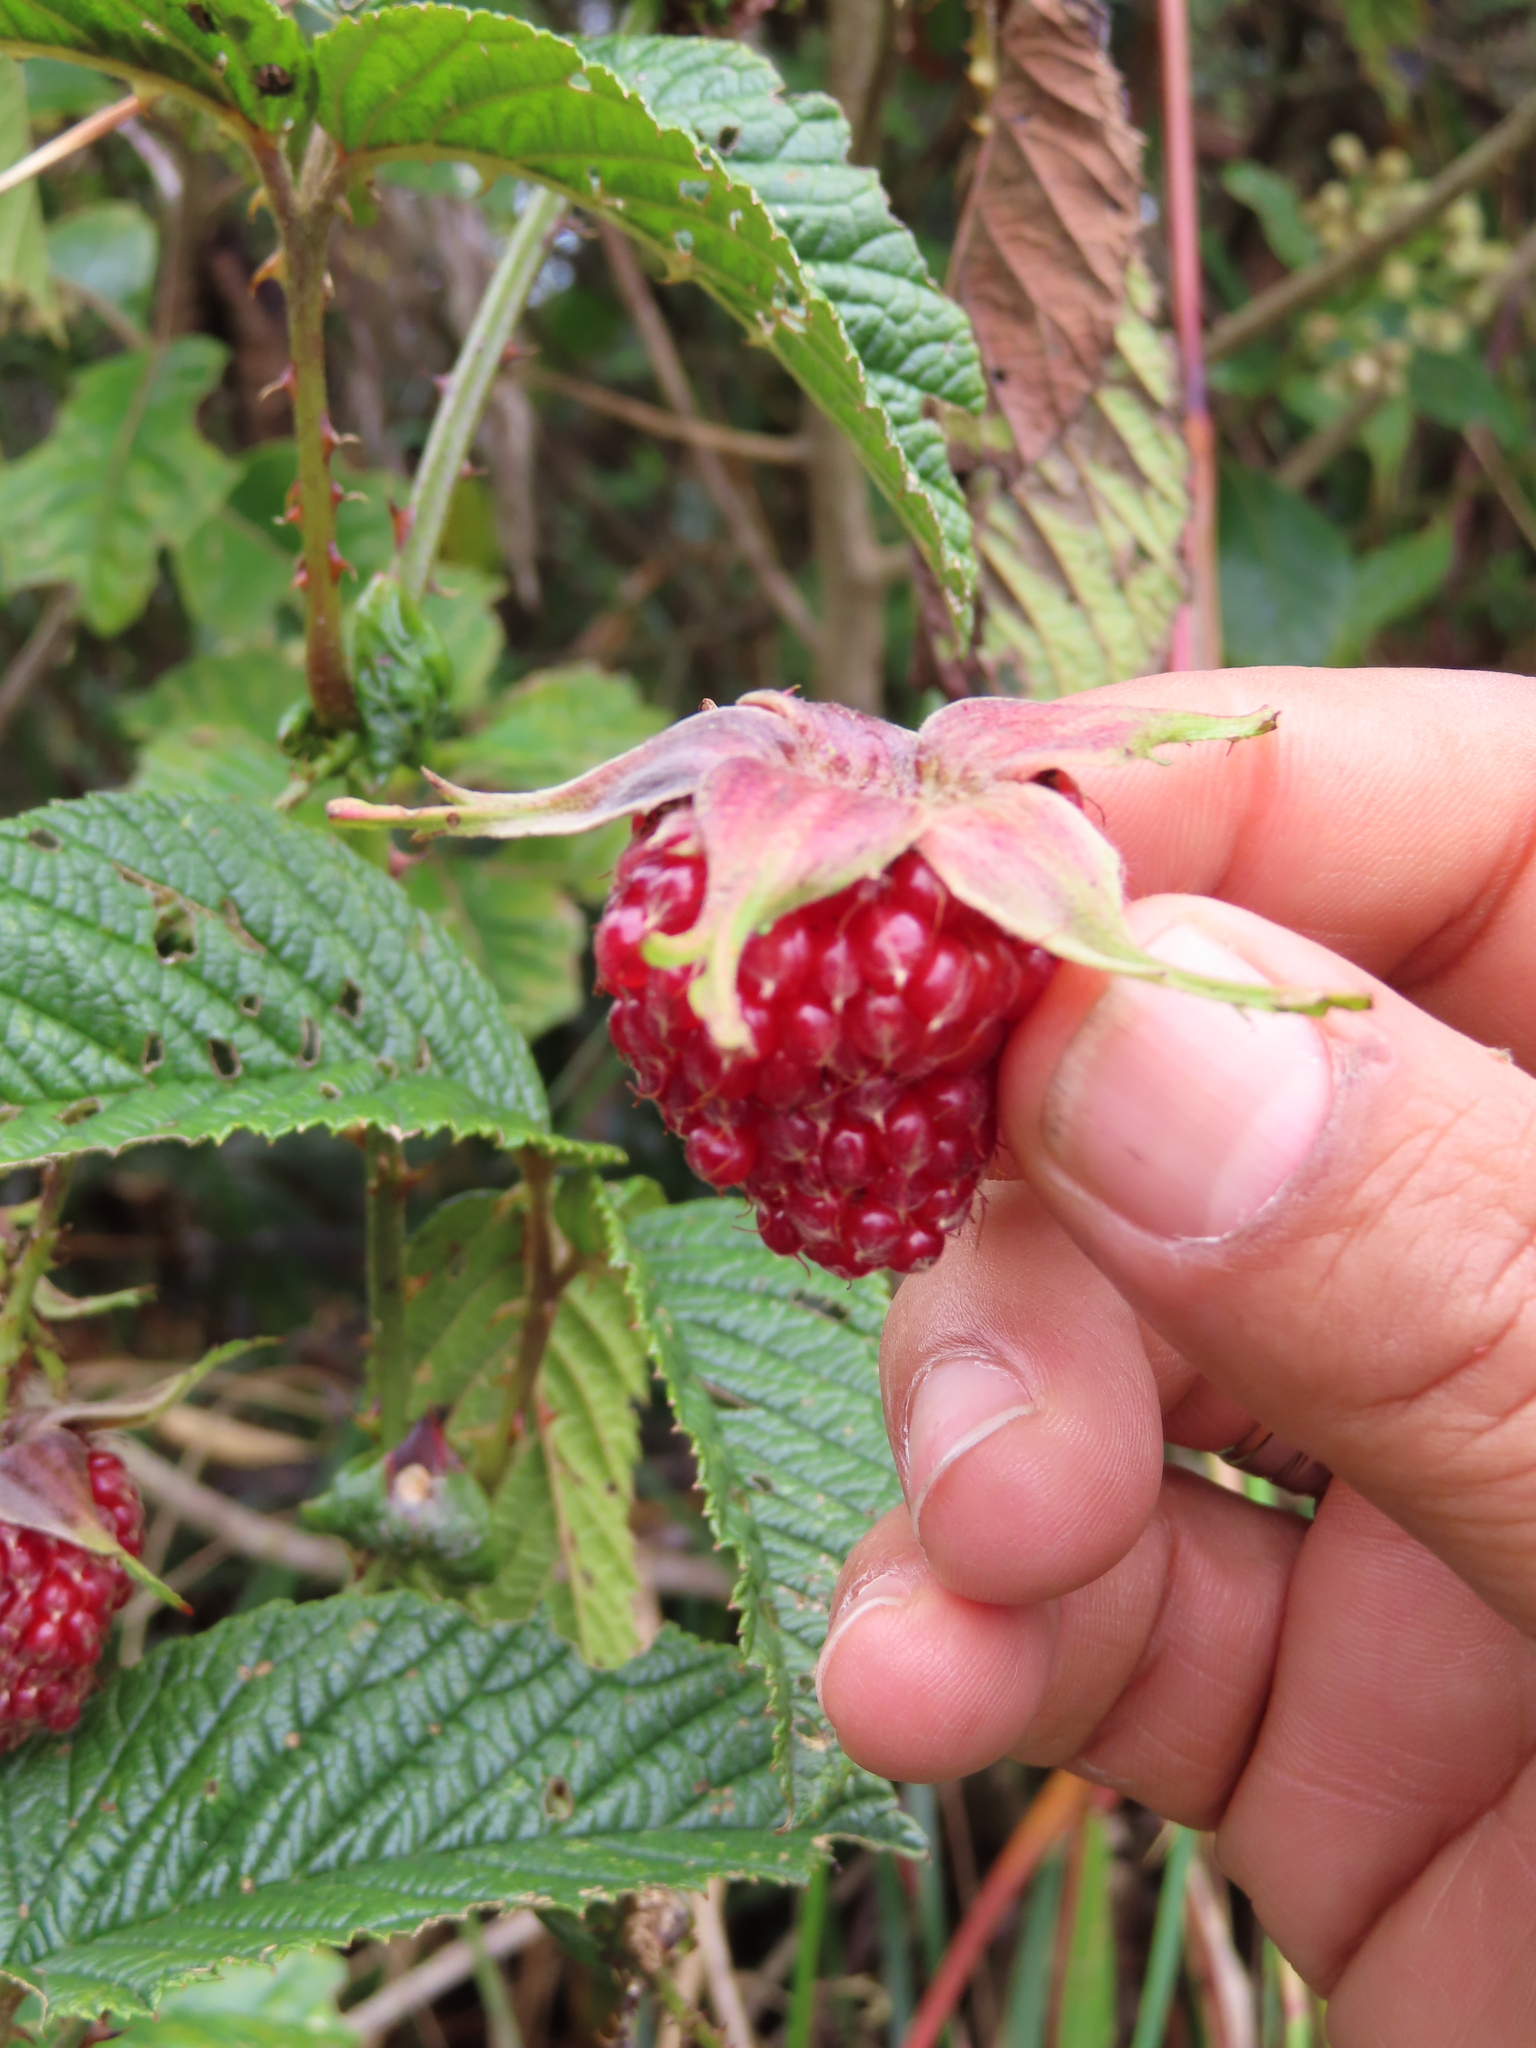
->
xmin=1003 ymin=898 xmax=1536 ymax=1637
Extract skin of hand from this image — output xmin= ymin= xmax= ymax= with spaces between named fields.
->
xmin=815 ymin=666 xmax=1536 ymax=2047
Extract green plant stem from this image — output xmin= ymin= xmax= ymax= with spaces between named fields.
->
xmin=259 ymin=130 xmax=355 ymax=730
xmin=874 ymin=1856 xmax=914 ymax=2047
xmin=466 ymin=1916 xmax=524 ymax=2048
xmin=364 ymin=1129 xmax=410 ymax=1448
xmin=1207 ymin=79 xmax=1536 ymax=362
xmin=1129 ymin=1828 xmax=1198 ymax=2048
xmin=0 ymin=1160 xmax=71 ymax=1419
xmin=399 ymin=184 xmax=565 ymax=603
xmin=785 ymin=1860 xmax=829 ymax=2048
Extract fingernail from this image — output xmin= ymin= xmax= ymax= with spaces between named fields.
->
xmin=1043 ymin=924 xmax=1333 ymax=1239
xmin=815 ymin=1570 xmax=918 ymax=1713
xmin=904 ymin=1357 xmax=1040 ymax=1535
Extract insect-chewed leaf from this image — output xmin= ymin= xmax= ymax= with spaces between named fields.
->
xmin=0 ymin=791 xmax=609 ymax=1169
xmin=631 ymin=1199 xmax=922 ymax=1840
xmin=949 ymin=0 xmax=1142 ymax=465
xmin=0 ymin=0 xmax=311 ymax=132
xmin=0 ymin=1593 xmax=912 ymax=2019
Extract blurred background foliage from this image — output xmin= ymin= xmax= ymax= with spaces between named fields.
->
xmin=1 ymin=0 xmax=1532 ymax=2041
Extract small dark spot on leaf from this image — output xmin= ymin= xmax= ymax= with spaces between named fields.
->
xmin=141 ymin=1032 xmax=164 ymax=1075
xmin=318 ymin=1080 xmax=342 ymax=1101
xmin=154 ymin=901 xmax=197 ymax=961
xmin=254 ymin=62 xmax=293 ymax=93
xmin=715 ymin=124 xmax=739 ymax=153
xmin=298 ymin=1016 xmax=321 ymax=1067
xmin=748 ymin=1471 xmax=774 ymax=1494
xmin=204 ymin=1778 xmax=219 ymax=1798
xmin=208 ymin=1037 xmax=241 ymax=1080
xmin=375 ymin=1054 xmax=398 ymax=1080
xmin=336 ymin=978 xmax=363 ymax=1021
xmin=792 ymin=1288 xmax=849 ymax=1323
xmin=57 ymin=1097 xmax=102 ymax=1126
xmin=27 ymin=827 xmax=61 ymax=852
xmin=99 ymin=1799 xmax=116 ymax=1814
xmin=238 ymin=992 xmax=262 ymax=1019
xmin=240 ymin=1875 xmax=255 ymax=1894
xmin=186 ymin=2 xmax=214 ymax=27
xmin=542 ymin=1774 xmax=576 ymax=1822
xmin=413 ymin=1035 xmax=432 ymax=1074
xmin=0 ymin=1105 xmax=20 ymax=1125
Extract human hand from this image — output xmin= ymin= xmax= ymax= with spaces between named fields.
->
xmin=815 ymin=666 xmax=1536 ymax=2046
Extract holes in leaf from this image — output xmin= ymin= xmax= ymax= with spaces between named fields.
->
xmin=208 ymin=1038 xmax=241 ymax=1080
xmin=141 ymin=1032 xmax=165 ymax=1075
xmin=715 ymin=124 xmax=739 ymax=155
xmin=253 ymin=62 xmax=293 ymax=93
xmin=542 ymin=1775 xmax=576 ymax=1822
xmin=185 ymin=2 xmax=214 ymax=27
xmin=375 ymin=1055 xmax=398 ymax=1080
xmin=747 ymin=1471 xmax=775 ymax=1494
xmin=153 ymin=902 xmax=197 ymax=962
xmin=677 ymin=177 xmax=710 ymax=204
xmin=297 ymin=1017 xmax=322 ymax=1067
xmin=672 ymin=228 xmax=694 ymax=257
xmin=26 ymin=828 xmax=61 ymax=852
xmin=336 ymin=979 xmax=363 ymax=1021
xmin=792 ymin=1288 xmax=850 ymax=1323
xmin=238 ymin=993 xmax=262 ymax=1019
xmin=57 ymin=1098 xmax=102 ymax=1126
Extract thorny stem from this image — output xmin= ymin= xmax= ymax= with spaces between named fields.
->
xmin=257 ymin=129 xmax=356 ymax=731
xmin=0 ymin=1162 xmax=73 ymax=1422
xmin=399 ymin=184 xmax=566 ymax=603
xmin=364 ymin=1129 xmax=411 ymax=1449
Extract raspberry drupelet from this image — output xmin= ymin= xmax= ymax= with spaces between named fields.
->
xmin=0 ymin=1444 xmax=144 ymax=1750
xmin=598 ymin=809 xmax=1055 ymax=1276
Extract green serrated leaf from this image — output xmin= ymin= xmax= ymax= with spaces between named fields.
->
xmin=0 ymin=1593 xmax=907 ymax=2019
xmin=0 ymin=0 xmax=311 ymax=134
xmin=0 ymin=57 xmax=61 ymax=339
xmin=0 ymin=790 xmax=611 ymax=1170
xmin=1218 ymin=462 xmax=1353 ymax=667
xmin=311 ymin=15 xmax=981 ymax=620
xmin=537 ymin=1175 xmax=652 ymax=1669
xmin=474 ymin=1431 xmax=561 ymax=1624
xmin=351 ymin=572 xmax=452 ymax=781
xmin=0 ymin=337 xmax=237 ymax=635
xmin=630 ymin=1199 xmax=918 ymax=1837
xmin=440 ymin=664 xmax=668 ymax=792
xmin=110 ymin=1950 xmax=351 ymax=2046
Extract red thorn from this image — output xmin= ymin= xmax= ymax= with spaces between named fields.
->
xmin=319 ymin=416 xmax=341 ymax=461
xmin=259 ymin=363 xmax=297 ymax=403
xmin=331 ymin=478 xmax=346 ymax=509
xmin=250 ymin=248 xmax=285 ymax=295
xmin=327 ymin=541 xmax=356 ymax=583
xmin=498 ymin=340 xmax=539 ymax=367
xmin=291 ymin=562 xmax=309 ymax=591
xmin=389 ymin=499 xmax=415 ymax=551
xmin=387 ymin=846 xmax=425 ymax=879
xmin=431 ymin=374 xmax=453 ymax=397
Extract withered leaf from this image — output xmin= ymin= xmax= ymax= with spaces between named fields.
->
xmin=950 ymin=0 xmax=1143 ymax=465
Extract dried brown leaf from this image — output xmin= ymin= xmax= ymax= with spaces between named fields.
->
xmin=950 ymin=0 xmax=1143 ymax=463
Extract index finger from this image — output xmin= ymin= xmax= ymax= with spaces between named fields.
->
xmin=1073 ymin=667 xmax=1536 ymax=1060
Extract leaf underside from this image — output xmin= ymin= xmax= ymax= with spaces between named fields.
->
xmin=631 ymin=1200 xmax=920 ymax=1838
xmin=967 ymin=266 xmax=1189 ymax=695
xmin=0 ymin=1594 xmax=911 ymax=2019
xmin=0 ymin=792 xmax=605 ymax=1169
xmin=949 ymin=0 xmax=1143 ymax=466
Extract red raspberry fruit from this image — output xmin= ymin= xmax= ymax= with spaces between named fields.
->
xmin=598 ymin=808 xmax=1056 ymax=1277
xmin=335 ymin=689 xmax=1358 ymax=1275
xmin=0 ymin=1445 xmax=143 ymax=1750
